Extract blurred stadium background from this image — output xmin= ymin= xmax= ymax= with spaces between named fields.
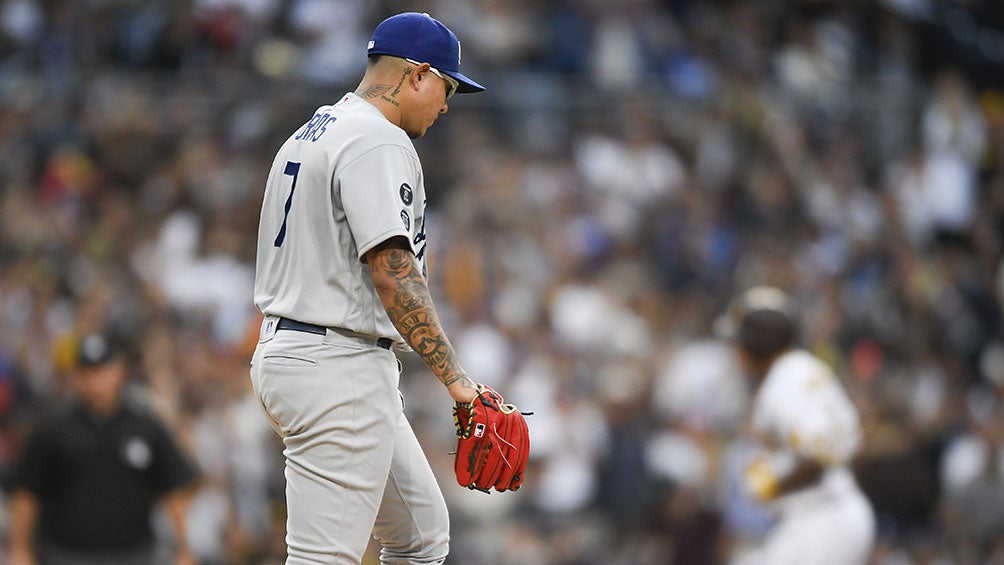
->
xmin=0 ymin=0 xmax=1002 ymax=563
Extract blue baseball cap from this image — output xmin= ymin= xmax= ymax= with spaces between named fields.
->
xmin=367 ymin=12 xmax=485 ymax=94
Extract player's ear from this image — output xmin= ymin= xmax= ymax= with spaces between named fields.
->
xmin=408 ymin=62 xmax=429 ymax=93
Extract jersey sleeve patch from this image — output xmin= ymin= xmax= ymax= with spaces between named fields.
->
xmin=339 ymin=144 xmax=420 ymax=260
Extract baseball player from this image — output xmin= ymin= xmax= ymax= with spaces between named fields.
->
xmin=723 ymin=287 xmax=875 ymax=564
xmin=250 ymin=12 xmax=496 ymax=565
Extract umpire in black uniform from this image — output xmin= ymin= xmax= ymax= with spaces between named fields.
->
xmin=7 ymin=332 xmax=198 ymax=565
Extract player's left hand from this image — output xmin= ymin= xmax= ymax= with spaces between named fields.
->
xmin=452 ymin=383 xmax=530 ymax=493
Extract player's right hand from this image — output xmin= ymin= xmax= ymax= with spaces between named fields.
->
xmin=744 ymin=460 xmax=780 ymax=501
xmin=446 ymin=376 xmax=479 ymax=404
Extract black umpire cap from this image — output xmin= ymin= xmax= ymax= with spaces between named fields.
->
xmin=76 ymin=332 xmax=122 ymax=368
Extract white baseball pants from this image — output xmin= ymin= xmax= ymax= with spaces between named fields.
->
xmin=250 ymin=316 xmax=449 ymax=564
xmin=761 ymin=488 xmax=875 ymax=565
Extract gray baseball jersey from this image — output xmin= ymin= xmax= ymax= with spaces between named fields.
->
xmin=254 ymin=93 xmax=427 ymax=341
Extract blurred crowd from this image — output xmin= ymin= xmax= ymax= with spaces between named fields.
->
xmin=0 ymin=0 xmax=1003 ymax=563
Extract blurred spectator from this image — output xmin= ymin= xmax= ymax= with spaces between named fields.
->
xmin=917 ymin=71 xmax=986 ymax=241
xmin=287 ymin=0 xmax=370 ymax=85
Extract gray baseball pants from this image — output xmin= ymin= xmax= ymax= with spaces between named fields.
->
xmin=250 ymin=316 xmax=450 ymax=564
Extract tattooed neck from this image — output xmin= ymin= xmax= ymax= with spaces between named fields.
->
xmin=357 ymin=84 xmax=392 ymax=100
xmin=392 ymin=68 xmax=412 ymax=97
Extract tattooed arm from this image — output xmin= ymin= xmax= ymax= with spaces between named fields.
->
xmin=366 ymin=237 xmax=478 ymax=403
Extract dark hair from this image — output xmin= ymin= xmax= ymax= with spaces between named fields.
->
xmin=737 ymin=309 xmax=797 ymax=360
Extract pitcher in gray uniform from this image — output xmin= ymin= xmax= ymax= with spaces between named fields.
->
xmin=251 ymin=12 xmax=490 ymax=565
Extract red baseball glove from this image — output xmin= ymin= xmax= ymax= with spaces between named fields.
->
xmin=453 ymin=384 xmax=530 ymax=493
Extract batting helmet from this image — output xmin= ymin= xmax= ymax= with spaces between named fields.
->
xmin=716 ymin=286 xmax=798 ymax=359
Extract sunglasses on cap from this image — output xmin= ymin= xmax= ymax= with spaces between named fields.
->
xmin=405 ymin=58 xmax=459 ymax=100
